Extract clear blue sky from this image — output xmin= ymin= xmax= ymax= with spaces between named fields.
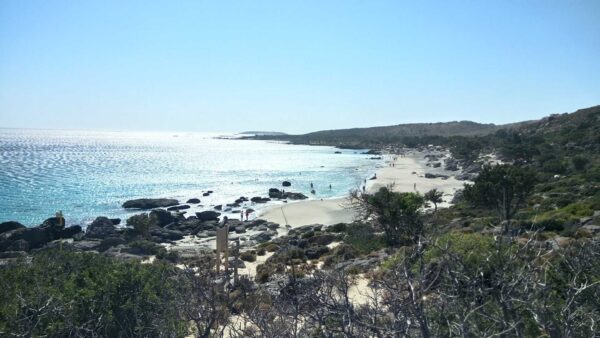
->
xmin=1 ymin=1 xmax=598 ymax=134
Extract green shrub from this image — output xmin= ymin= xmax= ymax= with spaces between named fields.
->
xmin=240 ymin=251 xmax=256 ymax=262
xmin=344 ymin=223 xmax=387 ymax=254
xmin=0 ymin=248 xmax=186 ymax=337
xmin=327 ymin=223 xmax=348 ymax=233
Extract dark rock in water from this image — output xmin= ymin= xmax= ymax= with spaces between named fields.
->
xmin=110 ymin=218 xmax=121 ymax=225
xmin=0 ymin=221 xmax=25 ymax=234
xmin=207 ymin=190 xmax=213 ymax=194
xmin=167 ymin=204 xmax=190 ymax=211
xmin=150 ymin=209 xmax=177 ymax=227
xmin=369 ymin=156 xmax=382 ymax=160
xmin=122 ymin=198 xmax=179 ymax=209
xmin=196 ymin=211 xmax=221 ymax=221
xmin=85 ymin=217 xmax=117 ymax=239
xmin=334 ymin=151 xmax=342 ymax=154
xmin=60 ymin=225 xmax=82 ymax=239
xmin=268 ymin=189 xmax=308 ymax=200
xmin=251 ymin=196 xmax=271 ymax=203
xmin=226 ymin=203 xmax=241 ymax=207
xmin=187 ymin=198 xmax=201 ymax=204
xmin=203 ymin=192 xmax=210 ymax=196
xmin=362 ymin=149 xmax=381 ymax=155
xmin=282 ymin=181 xmax=291 ymax=187
xmin=214 ymin=205 xmax=223 ymax=211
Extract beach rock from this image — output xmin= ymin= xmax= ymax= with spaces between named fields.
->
xmin=251 ymin=196 xmax=271 ymax=203
xmin=196 ymin=211 xmax=221 ymax=221
xmin=0 ymin=221 xmax=25 ymax=234
xmin=464 ymin=164 xmax=482 ymax=174
xmin=122 ymin=198 xmax=179 ymax=210
xmin=187 ymin=198 xmax=201 ymax=204
xmin=250 ymin=232 xmax=273 ymax=243
xmin=149 ymin=209 xmax=177 ymax=227
xmin=110 ymin=218 xmax=121 ymax=225
xmin=61 ymin=225 xmax=82 ymax=238
xmin=282 ymin=181 xmax=291 ymax=187
xmin=203 ymin=192 xmax=210 ymax=196
xmin=268 ymin=189 xmax=308 ymax=200
xmin=85 ymin=217 xmax=117 ymax=239
xmin=70 ymin=240 xmax=102 ymax=251
xmin=150 ymin=227 xmax=184 ymax=242
xmin=167 ymin=205 xmax=190 ymax=211
xmin=214 ymin=205 xmax=223 ymax=211
xmin=432 ymin=162 xmax=441 ymax=168
xmin=445 ymin=158 xmax=459 ymax=171
xmin=235 ymin=226 xmax=246 ymax=234
xmin=425 ymin=173 xmax=449 ymax=179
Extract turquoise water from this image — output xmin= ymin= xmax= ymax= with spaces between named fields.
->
xmin=0 ymin=129 xmax=383 ymax=226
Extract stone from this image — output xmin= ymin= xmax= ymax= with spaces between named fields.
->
xmin=122 ymin=198 xmax=179 ymax=209
xmin=85 ymin=217 xmax=117 ymax=239
xmin=149 ymin=209 xmax=177 ymax=227
xmin=214 ymin=205 xmax=223 ymax=210
xmin=282 ymin=181 xmax=291 ymax=187
xmin=110 ymin=218 xmax=121 ymax=225
xmin=167 ymin=205 xmax=190 ymax=211
xmin=187 ymin=198 xmax=201 ymax=204
xmin=0 ymin=221 xmax=25 ymax=234
xmin=235 ymin=226 xmax=246 ymax=234
xmin=196 ymin=211 xmax=221 ymax=221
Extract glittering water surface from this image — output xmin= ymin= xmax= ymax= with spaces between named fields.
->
xmin=0 ymin=129 xmax=382 ymax=226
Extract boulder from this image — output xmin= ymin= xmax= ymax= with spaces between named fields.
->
xmin=85 ymin=217 xmax=117 ymax=239
xmin=214 ymin=205 xmax=223 ymax=211
xmin=167 ymin=205 xmax=190 ymax=211
xmin=425 ymin=173 xmax=449 ymax=179
xmin=110 ymin=218 xmax=121 ymax=225
xmin=196 ymin=211 xmax=221 ymax=221
xmin=122 ymin=198 xmax=179 ymax=210
xmin=250 ymin=232 xmax=273 ymax=243
xmin=150 ymin=209 xmax=177 ymax=227
xmin=150 ymin=227 xmax=184 ymax=242
xmin=251 ymin=196 xmax=271 ymax=203
xmin=60 ymin=225 xmax=82 ymax=238
xmin=203 ymin=192 xmax=210 ymax=196
xmin=235 ymin=226 xmax=246 ymax=234
xmin=187 ymin=198 xmax=201 ymax=204
xmin=0 ymin=221 xmax=25 ymax=234
xmin=282 ymin=181 xmax=291 ymax=187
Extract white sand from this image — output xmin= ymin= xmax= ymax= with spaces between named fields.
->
xmin=260 ymin=151 xmax=467 ymax=227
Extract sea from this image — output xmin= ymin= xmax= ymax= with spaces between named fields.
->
xmin=0 ymin=129 xmax=384 ymax=227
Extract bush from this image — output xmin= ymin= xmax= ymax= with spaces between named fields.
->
xmin=344 ymin=223 xmax=387 ymax=254
xmin=265 ymin=243 xmax=280 ymax=252
xmin=240 ymin=251 xmax=257 ymax=262
xmin=327 ymin=223 xmax=348 ymax=233
xmin=0 ymin=248 xmax=186 ymax=337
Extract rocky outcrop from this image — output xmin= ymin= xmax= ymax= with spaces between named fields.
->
xmin=85 ymin=217 xmax=117 ymax=239
xmin=425 ymin=173 xmax=449 ymax=179
xmin=195 ymin=211 xmax=221 ymax=221
xmin=268 ymin=189 xmax=308 ymax=200
xmin=149 ymin=209 xmax=177 ymax=227
xmin=186 ymin=198 xmax=201 ymax=204
xmin=251 ymin=196 xmax=271 ymax=203
xmin=0 ymin=221 xmax=25 ymax=234
xmin=282 ymin=181 xmax=291 ymax=187
xmin=122 ymin=198 xmax=179 ymax=209
xmin=167 ymin=205 xmax=190 ymax=211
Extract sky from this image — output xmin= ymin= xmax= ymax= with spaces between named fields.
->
xmin=0 ymin=1 xmax=599 ymax=134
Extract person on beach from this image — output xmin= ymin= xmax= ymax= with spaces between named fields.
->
xmin=245 ymin=209 xmax=250 ymax=221
xmin=362 ymin=185 xmax=366 ymax=192
xmin=240 ymin=210 xmax=244 ymax=221
xmin=414 ymin=183 xmax=416 ymax=190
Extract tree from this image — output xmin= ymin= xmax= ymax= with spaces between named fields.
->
xmin=463 ymin=164 xmax=536 ymax=229
xmin=424 ymin=189 xmax=443 ymax=212
xmin=350 ymin=186 xmax=425 ymax=245
xmin=572 ymin=155 xmax=589 ymax=171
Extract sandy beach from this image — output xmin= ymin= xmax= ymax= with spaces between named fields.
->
xmin=260 ymin=150 xmax=466 ymax=227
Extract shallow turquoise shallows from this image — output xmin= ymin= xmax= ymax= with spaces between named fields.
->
xmin=0 ymin=129 xmax=382 ymax=226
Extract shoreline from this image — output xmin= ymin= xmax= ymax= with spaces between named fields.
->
xmin=260 ymin=149 xmax=467 ymax=228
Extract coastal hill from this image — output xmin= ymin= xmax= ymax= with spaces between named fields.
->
xmin=251 ymin=118 xmax=533 ymax=148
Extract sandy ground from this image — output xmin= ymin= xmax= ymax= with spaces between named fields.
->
xmin=260 ymin=151 xmax=467 ymax=228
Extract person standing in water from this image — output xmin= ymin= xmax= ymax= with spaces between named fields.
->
xmin=329 ymin=184 xmax=332 ymax=190
xmin=310 ymin=182 xmax=313 ymax=188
